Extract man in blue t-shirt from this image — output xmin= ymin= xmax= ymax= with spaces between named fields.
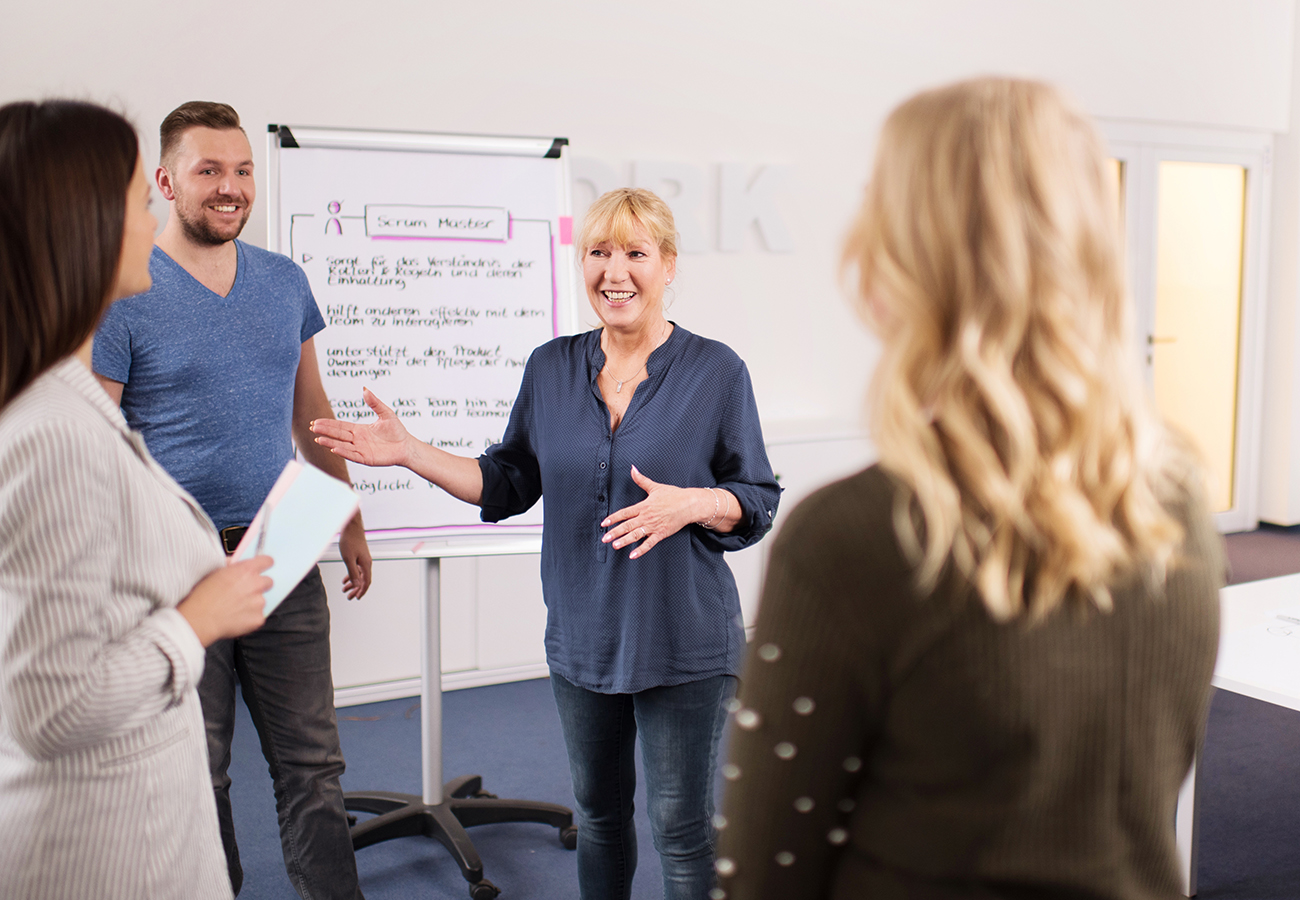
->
xmin=94 ymin=101 xmax=371 ymax=900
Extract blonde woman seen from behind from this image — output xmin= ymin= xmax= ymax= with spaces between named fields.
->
xmin=715 ymin=78 xmax=1222 ymax=900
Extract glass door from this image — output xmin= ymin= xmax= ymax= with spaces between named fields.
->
xmin=1151 ymin=161 xmax=1247 ymax=514
xmin=1106 ymin=125 xmax=1271 ymax=532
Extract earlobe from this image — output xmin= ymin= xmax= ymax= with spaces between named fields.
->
xmin=155 ymin=166 xmax=175 ymax=201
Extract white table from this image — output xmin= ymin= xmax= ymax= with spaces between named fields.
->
xmin=329 ymin=534 xmax=575 ymax=900
xmin=1177 ymin=572 xmax=1300 ymax=896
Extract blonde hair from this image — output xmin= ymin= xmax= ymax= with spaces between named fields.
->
xmin=577 ymin=188 xmax=678 ymax=261
xmin=844 ymin=77 xmax=1194 ymax=620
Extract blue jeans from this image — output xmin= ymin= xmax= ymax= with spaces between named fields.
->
xmin=551 ymin=671 xmax=736 ymax=900
xmin=200 ymin=567 xmax=362 ymax=900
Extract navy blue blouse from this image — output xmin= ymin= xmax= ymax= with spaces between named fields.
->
xmin=478 ymin=324 xmax=781 ymax=693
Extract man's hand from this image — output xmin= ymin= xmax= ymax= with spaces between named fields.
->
xmin=292 ymin=343 xmax=375 ymax=600
xmin=338 ymin=513 xmax=372 ymax=600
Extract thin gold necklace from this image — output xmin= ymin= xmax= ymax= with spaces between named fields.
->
xmin=604 ymin=320 xmax=669 ymax=393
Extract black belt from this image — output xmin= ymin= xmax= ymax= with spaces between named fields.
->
xmin=219 ymin=525 xmax=249 ymax=555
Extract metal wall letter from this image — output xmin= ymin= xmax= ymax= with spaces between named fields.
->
xmin=718 ymin=164 xmax=794 ymax=253
xmin=632 ymin=161 xmax=709 ymax=254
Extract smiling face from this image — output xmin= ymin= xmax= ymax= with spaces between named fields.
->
xmin=160 ymin=126 xmax=254 ymax=246
xmin=582 ymin=224 xmax=676 ymax=333
xmin=112 ymin=158 xmax=158 ymax=301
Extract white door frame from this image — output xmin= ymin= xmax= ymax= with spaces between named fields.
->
xmin=1102 ymin=121 xmax=1273 ymax=534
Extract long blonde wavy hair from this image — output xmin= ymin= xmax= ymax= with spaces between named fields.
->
xmin=845 ymin=78 xmax=1195 ymax=620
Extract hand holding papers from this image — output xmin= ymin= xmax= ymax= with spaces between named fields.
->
xmin=231 ymin=460 xmax=361 ymax=614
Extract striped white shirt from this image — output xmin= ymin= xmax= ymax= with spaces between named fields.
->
xmin=0 ymin=358 xmax=232 ymax=900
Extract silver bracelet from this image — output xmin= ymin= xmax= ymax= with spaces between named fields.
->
xmin=700 ymin=487 xmax=723 ymax=530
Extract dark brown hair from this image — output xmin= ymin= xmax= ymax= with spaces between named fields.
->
xmin=0 ymin=100 xmax=139 ymax=409
xmin=160 ymin=101 xmax=243 ymax=167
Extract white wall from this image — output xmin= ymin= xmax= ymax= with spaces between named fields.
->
xmin=4 ymin=0 xmax=1293 ymax=428
xmin=11 ymin=0 xmax=1296 ymax=693
xmin=1263 ymin=2 xmax=1300 ymax=524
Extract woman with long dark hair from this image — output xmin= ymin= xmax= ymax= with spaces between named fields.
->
xmin=0 ymin=100 xmax=271 ymax=900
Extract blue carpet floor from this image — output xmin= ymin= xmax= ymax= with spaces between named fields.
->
xmin=228 ymin=677 xmax=701 ymax=900
xmin=1196 ymin=689 xmax=1300 ymax=899
xmin=222 ymin=524 xmax=1300 ymax=899
xmin=225 ymin=676 xmax=1300 ymax=900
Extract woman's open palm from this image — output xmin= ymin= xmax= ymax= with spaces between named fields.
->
xmin=310 ymin=387 xmax=411 ymax=468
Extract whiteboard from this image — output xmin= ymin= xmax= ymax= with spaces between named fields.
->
xmin=268 ymin=125 xmax=577 ymax=535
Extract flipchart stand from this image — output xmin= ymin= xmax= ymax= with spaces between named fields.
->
xmin=337 ymin=535 xmax=575 ymax=900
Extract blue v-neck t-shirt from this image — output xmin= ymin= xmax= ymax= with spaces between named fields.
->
xmin=478 ymin=324 xmax=782 ymax=693
xmin=93 ymin=242 xmax=325 ymax=531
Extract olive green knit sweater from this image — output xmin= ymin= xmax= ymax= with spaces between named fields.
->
xmin=717 ymin=465 xmax=1222 ymax=900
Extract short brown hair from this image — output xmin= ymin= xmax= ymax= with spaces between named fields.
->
xmin=160 ymin=100 xmax=243 ymax=167
xmin=0 ymin=100 xmax=139 ymax=409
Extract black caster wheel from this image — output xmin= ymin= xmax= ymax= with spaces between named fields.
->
xmin=561 ymin=825 xmax=578 ymax=850
xmin=472 ymin=790 xmax=499 ymax=799
xmin=469 ymin=879 xmax=500 ymax=900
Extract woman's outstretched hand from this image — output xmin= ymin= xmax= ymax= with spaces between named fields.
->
xmin=310 ymin=387 xmax=411 ymax=468
xmin=602 ymin=466 xmax=706 ymax=560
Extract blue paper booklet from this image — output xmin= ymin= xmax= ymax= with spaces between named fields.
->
xmin=231 ymin=460 xmax=361 ymax=614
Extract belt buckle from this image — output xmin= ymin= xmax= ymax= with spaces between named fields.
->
xmin=219 ymin=525 xmax=249 ymax=556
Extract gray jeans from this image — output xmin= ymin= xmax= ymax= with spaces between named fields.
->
xmin=199 ymin=566 xmax=363 ymax=900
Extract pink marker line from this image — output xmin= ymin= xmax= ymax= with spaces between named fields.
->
xmin=368 ymin=523 xmax=543 ymax=540
xmin=550 ymin=235 xmax=559 ymax=337
xmin=370 ymin=235 xmax=508 ymax=243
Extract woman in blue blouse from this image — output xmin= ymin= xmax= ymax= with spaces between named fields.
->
xmin=312 ymin=188 xmax=780 ymax=899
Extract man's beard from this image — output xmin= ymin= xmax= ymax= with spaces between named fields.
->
xmin=174 ymin=193 xmax=250 ymax=246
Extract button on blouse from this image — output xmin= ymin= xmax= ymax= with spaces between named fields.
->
xmin=478 ymin=324 xmax=781 ymax=693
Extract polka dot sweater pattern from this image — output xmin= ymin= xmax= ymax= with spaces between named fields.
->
xmin=716 ymin=465 xmax=1222 ymax=900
